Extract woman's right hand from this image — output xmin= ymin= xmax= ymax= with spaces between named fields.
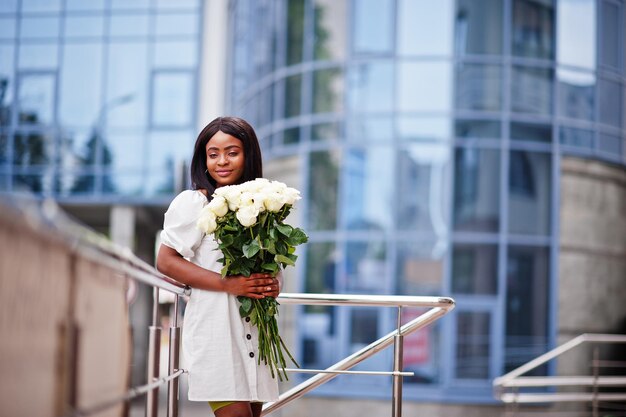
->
xmin=222 ymin=273 xmax=279 ymax=299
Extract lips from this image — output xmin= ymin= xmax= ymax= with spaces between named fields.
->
xmin=215 ymin=170 xmax=232 ymax=177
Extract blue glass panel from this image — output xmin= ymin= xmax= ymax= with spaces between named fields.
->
xmin=455 ymin=63 xmax=502 ymax=111
xmin=508 ymin=151 xmax=551 ymax=236
xmin=64 ymin=16 xmax=105 ymax=38
xmin=153 ymin=41 xmax=197 ymax=68
xmin=284 ymin=74 xmax=301 ymax=118
xmin=345 ymin=239 xmax=387 ymax=292
xmin=104 ymin=172 xmax=143 ymax=196
xmin=104 ymin=132 xmax=144 ymax=171
xmin=0 ymin=18 xmax=16 ymax=39
xmin=110 ymin=14 xmax=150 ymax=37
xmin=13 ymin=171 xmax=55 ymax=194
xmin=58 ymin=129 xmax=96 ymax=171
xmin=66 ymin=0 xmax=105 ymax=11
xmin=510 ymin=121 xmax=551 ymax=143
xmin=346 ymin=116 xmax=393 ymax=142
xmin=106 ymin=42 xmax=148 ymax=128
xmin=311 ymin=121 xmax=342 ymax=142
xmin=20 ymin=17 xmax=60 ymax=39
xmin=155 ymin=13 xmax=199 ymax=37
xmin=397 ymin=62 xmax=452 ymax=112
xmin=308 ymin=150 xmax=340 ymax=230
xmin=342 ymin=147 xmax=393 ymax=231
xmin=0 ymin=133 xmax=8 ymax=163
xmin=353 ymin=0 xmax=393 ymax=54
xmin=18 ymin=44 xmax=59 ymax=69
xmin=512 ymin=0 xmax=555 ymax=59
xmin=0 ymin=45 xmax=15 ymax=109
xmin=0 ymin=0 xmax=17 ymax=12
xmin=397 ymin=143 xmax=450 ymax=234
xmin=453 ymin=148 xmax=500 ymax=232
xmin=511 ymin=66 xmax=553 ymax=115
xmin=151 ymin=72 xmax=193 ymax=127
xmin=455 ymin=119 xmax=501 ymax=139
xmin=559 ymin=126 xmax=593 ymax=149
xmin=455 ymin=0 xmax=503 ymax=56
xmin=452 ymin=244 xmax=498 ymax=295
xmin=557 ymin=69 xmax=595 ymax=121
xmin=21 ymin=0 xmax=61 ymax=13
xmin=67 ymin=171 xmax=97 ymax=195
xmin=18 ymin=74 xmax=55 ymax=125
xmin=599 ymin=78 xmax=623 ymax=129
xmin=600 ymin=1 xmax=621 ymax=70
xmin=111 ymin=0 xmax=150 ymax=10
xmin=156 ymin=0 xmax=200 ymax=9
xmin=313 ymin=68 xmax=343 ymax=114
xmin=456 ymin=311 xmax=491 ymax=379
xmin=286 ymin=0 xmax=304 ymax=65
xmin=505 ymin=245 xmax=550 ymax=373
xmin=147 ymin=130 xmax=193 ymax=170
xmin=398 ymin=0 xmax=454 ymax=56
xmin=13 ymin=132 xmax=54 ymax=166
xmin=598 ymin=133 xmax=621 ymax=156
xmin=313 ymin=0 xmax=346 ymax=60
xmin=556 ymin=0 xmax=596 ymax=69
xmin=397 ymin=117 xmax=451 ymax=142
xmin=347 ymin=61 xmax=393 ymax=113
xmin=59 ymin=43 xmax=103 ymax=128
xmin=398 ymin=241 xmax=444 ymax=295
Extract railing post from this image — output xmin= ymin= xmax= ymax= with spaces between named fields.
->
xmin=392 ymin=306 xmax=403 ymax=417
xmin=167 ymin=295 xmax=181 ymax=417
xmin=592 ymin=346 xmax=599 ymax=417
xmin=146 ymin=287 xmax=161 ymax=417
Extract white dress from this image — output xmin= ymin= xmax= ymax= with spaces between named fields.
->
xmin=160 ymin=190 xmax=280 ymax=402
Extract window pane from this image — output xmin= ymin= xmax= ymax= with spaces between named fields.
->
xmin=111 ymin=0 xmax=150 ymax=10
xmin=64 ymin=16 xmax=105 ymax=38
xmin=308 ymin=150 xmax=340 ymax=231
xmin=147 ymin=131 xmax=193 ymax=170
xmin=58 ymin=129 xmax=96 ymax=172
xmin=153 ymin=41 xmax=197 ymax=68
xmin=155 ymin=13 xmax=198 ymax=37
xmin=352 ymin=0 xmax=393 ymax=54
xmin=59 ymin=43 xmax=103 ymax=128
xmin=284 ymin=74 xmax=301 ymax=118
xmin=598 ymin=78 xmax=623 ymax=129
xmin=453 ymin=148 xmax=500 ymax=232
xmin=311 ymin=121 xmax=342 ymax=142
xmin=510 ymin=121 xmax=551 ymax=143
xmin=0 ymin=0 xmax=18 ymax=12
xmin=452 ymin=244 xmax=498 ymax=295
xmin=152 ymin=72 xmax=193 ymax=127
xmin=398 ymin=0 xmax=454 ymax=56
xmin=455 ymin=63 xmax=502 ymax=111
xmin=286 ymin=0 xmax=304 ymax=65
xmin=105 ymin=132 xmax=144 ymax=171
xmin=20 ymin=17 xmax=60 ymax=39
xmin=106 ymin=42 xmax=148 ymax=128
xmin=13 ymin=132 xmax=54 ymax=167
xmin=343 ymin=147 xmax=393 ymax=231
xmin=313 ymin=68 xmax=343 ymax=114
xmin=600 ymin=1 xmax=621 ymax=69
xmin=511 ymin=66 xmax=553 ymax=115
xmin=456 ymin=311 xmax=490 ymax=379
xmin=346 ymin=116 xmax=393 ymax=142
xmin=557 ymin=0 xmax=595 ymax=69
xmin=0 ymin=134 xmax=8 ymax=164
xmin=283 ymin=126 xmax=300 ymax=145
xmin=19 ymin=44 xmax=59 ymax=69
xmin=397 ymin=144 xmax=450 ymax=233
xmin=455 ymin=119 xmax=501 ymax=139
xmin=398 ymin=241 xmax=444 ymax=295
xmin=13 ymin=171 xmax=55 ymax=194
xmin=110 ymin=14 xmax=150 ymax=37
xmin=509 ymin=151 xmax=551 ymax=236
xmin=398 ymin=62 xmax=452 ymax=112
xmin=598 ymin=133 xmax=621 ymax=156
xmin=512 ymin=0 xmax=555 ymax=59
xmin=0 ymin=45 xmax=15 ymax=113
xmin=66 ymin=0 xmax=105 ymax=11
xmin=557 ymin=69 xmax=595 ymax=121
xmin=0 ymin=18 xmax=17 ymax=39
xmin=18 ymin=74 xmax=55 ymax=125
xmin=455 ymin=0 xmax=503 ymax=55
xmin=559 ymin=126 xmax=593 ymax=149
xmin=304 ymin=241 xmax=337 ymax=317
xmin=103 ymin=172 xmax=143 ymax=196
xmin=348 ymin=62 xmax=393 ymax=113
xmin=345 ymin=240 xmax=387 ymax=292
xmin=505 ymin=245 xmax=550 ymax=373
xmin=156 ymin=0 xmax=200 ymax=9
xmin=313 ymin=0 xmax=346 ymax=60
xmin=398 ymin=117 xmax=451 ymax=142
xmin=21 ymin=0 xmax=61 ymax=13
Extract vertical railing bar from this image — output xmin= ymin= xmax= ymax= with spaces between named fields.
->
xmin=146 ymin=287 xmax=161 ymax=417
xmin=592 ymin=347 xmax=599 ymax=417
xmin=392 ymin=306 xmax=404 ymax=417
xmin=167 ymin=295 xmax=181 ymax=417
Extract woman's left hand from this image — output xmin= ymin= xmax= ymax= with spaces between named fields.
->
xmin=261 ymin=273 xmax=282 ymax=298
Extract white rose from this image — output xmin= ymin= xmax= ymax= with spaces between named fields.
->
xmin=236 ymin=205 xmax=259 ymax=227
xmin=218 ymin=186 xmax=242 ymax=211
xmin=283 ymin=187 xmax=301 ymax=205
xmin=267 ymin=181 xmax=287 ymax=194
xmin=252 ymin=192 xmax=267 ymax=212
xmin=197 ymin=208 xmax=217 ymax=234
xmin=207 ymin=195 xmax=228 ymax=217
xmin=238 ymin=191 xmax=255 ymax=208
xmin=264 ymin=192 xmax=285 ymax=212
xmin=244 ymin=178 xmax=270 ymax=193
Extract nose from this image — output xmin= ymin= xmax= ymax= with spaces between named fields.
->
xmin=217 ymin=153 xmax=228 ymax=165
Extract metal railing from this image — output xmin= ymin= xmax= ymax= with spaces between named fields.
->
xmin=493 ymin=333 xmax=626 ymax=416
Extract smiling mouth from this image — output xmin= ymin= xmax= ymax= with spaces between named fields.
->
xmin=215 ymin=170 xmax=232 ymax=177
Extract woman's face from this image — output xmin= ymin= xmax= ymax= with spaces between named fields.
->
xmin=205 ymin=130 xmax=245 ymax=187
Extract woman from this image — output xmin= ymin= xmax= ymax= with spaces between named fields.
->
xmin=156 ymin=117 xmax=280 ymax=417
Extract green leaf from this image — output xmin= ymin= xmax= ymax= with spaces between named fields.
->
xmin=269 ymin=227 xmax=277 ymax=240
xmin=220 ymin=234 xmax=234 ymax=246
xmin=239 ymin=296 xmax=253 ymax=314
xmin=287 ymin=228 xmax=309 ymax=245
xmin=243 ymin=240 xmax=261 ymax=258
xmin=276 ymin=223 xmax=293 ymax=236
xmin=220 ymin=265 xmax=229 ymax=278
xmin=275 ymin=254 xmax=295 ymax=266
xmin=261 ymin=262 xmax=279 ymax=273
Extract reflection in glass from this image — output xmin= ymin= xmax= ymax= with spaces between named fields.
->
xmin=456 ymin=311 xmax=490 ymax=379
xmin=600 ymin=1 xmax=621 ymax=69
xmin=110 ymin=14 xmax=150 ymax=37
xmin=154 ymin=41 xmax=197 ymax=68
xmin=559 ymin=127 xmax=593 ymax=149
xmin=512 ymin=0 xmax=554 ymax=59
xmin=59 ymin=43 xmax=103 ymax=128
xmin=0 ymin=0 xmax=17 ymax=12
xmin=345 ymin=240 xmax=387 ymax=292
xmin=0 ymin=134 xmax=7 ymax=163
xmin=397 ymin=117 xmax=451 ymax=142
xmin=398 ymin=0 xmax=454 ymax=56
xmin=284 ymin=74 xmax=301 ymax=118
xmin=452 ymin=244 xmax=497 ymax=295
xmin=511 ymin=66 xmax=553 ymax=115
xmin=13 ymin=172 xmax=54 ymax=194
xmin=510 ymin=121 xmax=551 ymax=143
xmin=308 ymin=150 xmax=339 ymax=230
xmin=455 ymin=119 xmax=501 ymax=139
xmin=598 ymin=78 xmax=623 ymax=129
xmin=347 ymin=116 xmax=393 ymax=142
xmin=455 ymin=63 xmax=502 ymax=111
xmin=397 ymin=241 xmax=444 ymax=295
xmin=313 ymin=68 xmax=342 ymax=114
xmin=21 ymin=0 xmax=61 ymax=13
xmin=286 ymin=0 xmax=304 ymax=65
xmin=155 ymin=13 xmax=198 ymax=37
xmin=598 ymin=134 xmax=621 ymax=156
xmin=453 ymin=148 xmax=500 ymax=232
xmin=19 ymin=44 xmax=59 ymax=69
xmin=18 ymin=74 xmax=55 ymax=125
xmin=283 ymin=126 xmax=300 ymax=145
xmin=348 ymin=62 xmax=393 ymax=113
xmin=313 ymin=0 xmax=346 ymax=60
xmin=455 ymin=0 xmax=502 ymax=55
xmin=556 ymin=0 xmax=595 ymax=69
xmin=104 ymin=172 xmax=142 ymax=195
xmin=0 ymin=18 xmax=16 ymax=39
xmin=64 ymin=16 xmax=105 ymax=38
xmin=343 ymin=147 xmax=393 ymax=231
xmin=148 ymin=131 xmax=193 ymax=171
xmin=557 ymin=69 xmax=595 ymax=121
xmin=0 ymin=45 xmax=15 ymax=114
xmin=350 ymin=308 xmax=378 ymax=345
xmin=156 ymin=0 xmax=200 ymax=9
xmin=506 ymin=245 xmax=549 ymax=373
xmin=353 ymin=0 xmax=393 ymax=54
xmin=20 ymin=17 xmax=60 ymax=39
xmin=397 ymin=143 xmax=450 ymax=236
xmin=106 ymin=133 xmax=144 ymax=171
xmin=13 ymin=132 xmax=53 ymax=167
xmin=509 ymin=151 xmax=551 ymax=235
xmin=311 ymin=121 xmax=342 ymax=142
xmin=152 ymin=72 xmax=193 ymax=127
xmin=397 ymin=62 xmax=452 ymax=112
xmin=66 ymin=0 xmax=105 ymax=10
xmin=111 ymin=0 xmax=150 ymax=10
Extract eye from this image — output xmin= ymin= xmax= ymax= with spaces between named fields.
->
xmin=208 ymin=153 xmax=218 ymax=159
xmin=228 ymin=151 xmax=239 ymax=157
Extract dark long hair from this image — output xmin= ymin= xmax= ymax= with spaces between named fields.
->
xmin=190 ymin=116 xmax=263 ymax=200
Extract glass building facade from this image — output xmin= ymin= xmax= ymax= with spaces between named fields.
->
xmin=0 ymin=0 xmax=203 ymax=202
xmin=228 ymin=0 xmax=625 ymax=401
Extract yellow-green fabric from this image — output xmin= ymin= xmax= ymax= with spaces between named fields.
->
xmin=209 ymin=401 xmax=235 ymax=412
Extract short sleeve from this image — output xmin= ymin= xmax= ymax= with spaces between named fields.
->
xmin=160 ymin=190 xmax=207 ymax=259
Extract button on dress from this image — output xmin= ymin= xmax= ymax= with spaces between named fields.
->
xmin=160 ymin=190 xmax=279 ymax=402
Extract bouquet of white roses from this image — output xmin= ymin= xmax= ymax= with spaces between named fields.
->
xmin=196 ymin=178 xmax=308 ymax=380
